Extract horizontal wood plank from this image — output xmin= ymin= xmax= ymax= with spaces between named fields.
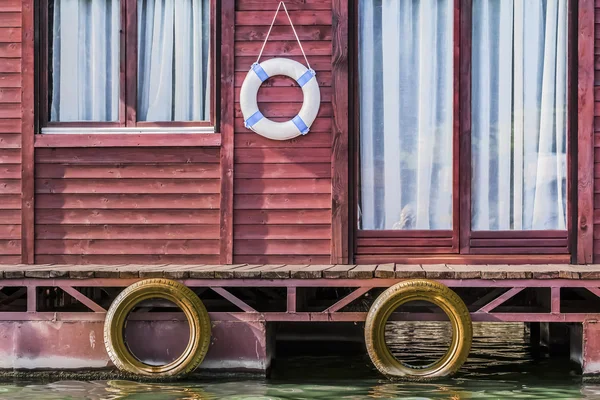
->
xmin=235 ymin=163 xmax=331 ymax=179
xmin=36 ymin=193 xmax=221 ymax=209
xmin=234 ymin=178 xmax=331 ymax=194
xmin=234 ymin=224 xmax=331 ymax=239
xmin=35 ymin=148 xmax=219 ymax=164
xmin=36 ymin=240 xmax=220 ymax=255
xmin=36 ymin=224 xmax=220 ymax=240
xmin=235 ymin=10 xmax=331 ymax=25
xmin=36 ymin=164 xmax=220 ymax=179
xmin=234 ymin=209 xmax=331 ymax=225
xmin=234 ymin=239 xmax=330 ymax=255
xmin=35 ymin=179 xmax=220 ymax=194
xmin=34 ymin=134 xmax=222 ymax=148
xmin=35 ymin=209 xmax=220 ymax=225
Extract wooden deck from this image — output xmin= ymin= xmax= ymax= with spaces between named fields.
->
xmin=0 ymin=264 xmax=599 ymax=280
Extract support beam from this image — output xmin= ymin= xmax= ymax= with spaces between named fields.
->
xmin=577 ymin=0 xmax=595 ymax=264
xmin=551 ymin=287 xmax=560 ymax=314
xmin=477 ymin=287 xmax=525 ymax=313
xmin=27 ymin=286 xmax=36 ymax=312
xmin=21 ymin=0 xmax=35 ymax=264
xmin=324 ymin=287 xmax=371 ymax=313
xmin=0 ymin=288 xmax=26 ymax=307
xmin=287 ymin=287 xmax=296 ymax=313
xmin=219 ymin=0 xmax=235 ymax=264
xmin=60 ymin=286 xmax=106 ymax=313
xmin=211 ymin=287 xmax=256 ymax=313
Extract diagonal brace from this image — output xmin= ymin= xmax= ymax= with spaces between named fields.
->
xmin=60 ymin=286 xmax=106 ymax=313
xmin=477 ymin=287 xmax=525 ymax=313
xmin=0 ymin=287 xmax=26 ymax=307
xmin=211 ymin=287 xmax=257 ymax=313
xmin=324 ymin=287 xmax=371 ymax=314
xmin=586 ymin=287 xmax=600 ymax=299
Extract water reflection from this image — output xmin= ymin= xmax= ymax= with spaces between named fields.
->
xmin=0 ymin=323 xmax=597 ymax=399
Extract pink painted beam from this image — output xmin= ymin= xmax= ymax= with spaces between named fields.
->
xmin=210 ymin=287 xmax=257 ymax=313
xmin=4 ymin=278 xmax=600 ymax=289
xmin=477 ymin=287 xmax=525 ymax=313
xmin=26 ymin=286 xmax=36 ymax=312
xmin=287 ymin=287 xmax=296 ymax=313
xmin=323 ymin=287 xmax=371 ymax=313
xmin=551 ymin=287 xmax=561 ymax=314
xmin=2 ymin=310 xmax=600 ymax=323
xmin=586 ymin=287 xmax=600 ymax=298
xmin=60 ymin=286 xmax=106 ymax=313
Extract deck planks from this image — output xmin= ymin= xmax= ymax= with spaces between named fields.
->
xmin=1 ymin=264 xmax=600 ymax=279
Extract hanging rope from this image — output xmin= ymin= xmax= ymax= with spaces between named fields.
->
xmin=255 ymin=1 xmax=312 ymax=70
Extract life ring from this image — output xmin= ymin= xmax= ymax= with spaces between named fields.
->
xmin=240 ymin=58 xmax=321 ymax=141
xmin=104 ymin=279 xmax=211 ymax=377
xmin=364 ymin=279 xmax=472 ymax=381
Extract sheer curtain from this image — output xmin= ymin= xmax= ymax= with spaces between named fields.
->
xmin=471 ymin=0 xmax=568 ymax=231
xmin=359 ymin=0 xmax=454 ymax=230
xmin=50 ymin=0 xmax=120 ymax=122
xmin=137 ymin=0 xmax=210 ymax=121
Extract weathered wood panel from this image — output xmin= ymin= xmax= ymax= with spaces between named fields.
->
xmin=592 ymin=0 xmax=600 ymax=262
xmin=233 ymin=0 xmax=333 ymax=264
xmin=34 ymin=147 xmax=221 ymax=264
xmin=0 ymin=2 xmax=21 ymax=263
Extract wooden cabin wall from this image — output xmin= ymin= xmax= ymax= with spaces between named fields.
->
xmin=583 ymin=0 xmax=597 ymax=263
xmin=33 ymin=147 xmax=221 ymax=264
xmin=232 ymin=0 xmax=334 ymax=264
xmin=0 ymin=1 xmax=23 ymax=263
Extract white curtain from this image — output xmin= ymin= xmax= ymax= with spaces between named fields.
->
xmin=359 ymin=0 xmax=454 ymax=230
xmin=137 ymin=0 xmax=210 ymax=121
xmin=472 ymin=0 xmax=567 ymax=231
xmin=50 ymin=0 xmax=120 ymax=122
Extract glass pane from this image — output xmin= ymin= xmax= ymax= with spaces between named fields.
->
xmin=471 ymin=0 xmax=568 ymax=231
xmin=358 ymin=0 xmax=454 ymax=231
xmin=49 ymin=0 xmax=120 ymax=122
xmin=137 ymin=0 xmax=211 ymax=122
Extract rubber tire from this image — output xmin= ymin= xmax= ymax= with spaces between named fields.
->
xmin=365 ymin=279 xmax=472 ymax=381
xmin=104 ymin=279 xmax=211 ymax=377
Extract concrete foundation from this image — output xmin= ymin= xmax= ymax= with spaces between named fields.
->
xmin=0 ymin=319 xmax=272 ymax=375
xmin=571 ymin=320 xmax=600 ymax=377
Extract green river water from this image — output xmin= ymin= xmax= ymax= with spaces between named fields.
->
xmin=0 ymin=323 xmax=597 ymax=399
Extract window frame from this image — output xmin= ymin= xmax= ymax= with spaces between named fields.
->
xmin=37 ymin=0 xmax=217 ymax=130
xmin=350 ymin=0 xmax=576 ymax=262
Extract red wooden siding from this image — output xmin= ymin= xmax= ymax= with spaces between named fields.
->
xmin=593 ymin=0 xmax=600 ymax=262
xmin=0 ymin=0 xmax=22 ymax=263
xmin=33 ymin=147 xmax=221 ymax=264
xmin=232 ymin=0 xmax=333 ymax=264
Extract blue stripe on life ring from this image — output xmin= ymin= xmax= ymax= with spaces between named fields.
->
xmin=296 ymin=69 xmax=316 ymax=87
xmin=251 ymin=63 xmax=269 ymax=82
xmin=245 ymin=110 xmax=264 ymax=129
xmin=292 ymin=115 xmax=309 ymax=135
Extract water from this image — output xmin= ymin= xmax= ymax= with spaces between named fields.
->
xmin=1 ymin=323 xmax=599 ymax=399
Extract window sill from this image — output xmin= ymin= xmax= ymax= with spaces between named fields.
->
xmin=34 ymin=130 xmax=221 ymax=148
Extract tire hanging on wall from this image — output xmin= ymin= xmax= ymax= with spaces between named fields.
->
xmin=104 ymin=279 xmax=211 ymax=377
xmin=364 ymin=279 xmax=472 ymax=381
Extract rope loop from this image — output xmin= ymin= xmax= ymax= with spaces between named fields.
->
xmin=255 ymin=1 xmax=312 ymax=70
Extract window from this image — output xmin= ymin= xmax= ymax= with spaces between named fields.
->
xmin=356 ymin=0 xmax=570 ymax=256
xmin=40 ymin=0 xmax=213 ymax=128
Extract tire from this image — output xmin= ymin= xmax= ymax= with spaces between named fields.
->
xmin=364 ymin=279 xmax=472 ymax=381
xmin=104 ymin=279 xmax=211 ymax=377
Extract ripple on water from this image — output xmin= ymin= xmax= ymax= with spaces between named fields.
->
xmin=0 ymin=323 xmax=592 ymax=399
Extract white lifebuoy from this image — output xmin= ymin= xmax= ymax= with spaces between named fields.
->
xmin=240 ymin=58 xmax=321 ymax=141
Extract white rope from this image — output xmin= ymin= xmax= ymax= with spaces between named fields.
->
xmin=255 ymin=1 xmax=312 ymax=70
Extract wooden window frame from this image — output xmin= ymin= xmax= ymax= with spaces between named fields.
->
xmin=350 ymin=0 xmax=577 ymax=263
xmin=37 ymin=0 xmax=218 ymax=130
